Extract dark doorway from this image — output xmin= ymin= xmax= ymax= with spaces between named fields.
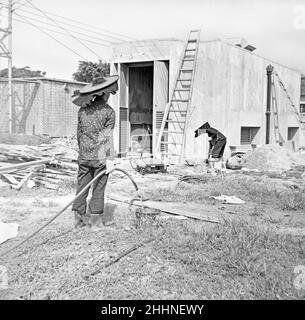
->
xmin=128 ymin=63 xmax=153 ymax=154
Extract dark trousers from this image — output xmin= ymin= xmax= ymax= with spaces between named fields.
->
xmin=210 ymin=139 xmax=227 ymax=159
xmin=72 ymin=160 xmax=108 ymax=215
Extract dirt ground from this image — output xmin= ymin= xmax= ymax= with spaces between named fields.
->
xmin=0 ymin=165 xmax=305 ymax=300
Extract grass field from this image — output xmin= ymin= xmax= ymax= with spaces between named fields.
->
xmin=0 ymin=170 xmax=305 ymax=300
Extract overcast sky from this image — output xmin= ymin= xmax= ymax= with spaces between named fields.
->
xmin=0 ymin=0 xmax=304 ymax=79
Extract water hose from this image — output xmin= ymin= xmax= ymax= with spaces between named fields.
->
xmin=0 ymin=167 xmax=140 ymax=258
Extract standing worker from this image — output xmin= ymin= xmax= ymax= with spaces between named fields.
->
xmin=194 ymin=122 xmax=227 ymax=161
xmin=71 ymin=75 xmax=119 ymax=230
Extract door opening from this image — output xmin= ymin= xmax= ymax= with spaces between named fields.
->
xmin=128 ymin=63 xmax=154 ymax=154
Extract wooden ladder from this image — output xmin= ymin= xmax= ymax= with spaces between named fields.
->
xmin=274 ymin=69 xmax=305 ymax=134
xmin=271 ymin=74 xmax=284 ymax=145
xmin=154 ymin=29 xmax=201 ymax=161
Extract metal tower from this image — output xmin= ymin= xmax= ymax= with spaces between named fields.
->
xmin=0 ymin=0 xmax=13 ymax=133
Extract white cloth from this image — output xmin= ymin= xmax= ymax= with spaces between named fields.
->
xmin=106 ymin=159 xmax=118 ymax=174
xmin=211 ymin=195 xmax=245 ymax=204
xmin=0 ymin=220 xmax=19 ymax=245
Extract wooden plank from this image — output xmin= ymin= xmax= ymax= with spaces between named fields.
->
xmin=0 ymin=159 xmax=51 ymax=173
xmin=1 ymin=173 xmax=19 ymax=185
xmin=119 ymin=108 xmax=129 ymax=155
xmin=153 ymin=60 xmax=169 ymax=154
xmin=108 ymin=194 xmax=220 ymax=223
xmin=12 ymin=171 xmax=34 ymax=190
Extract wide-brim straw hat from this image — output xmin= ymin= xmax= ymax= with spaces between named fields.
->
xmin=79 ymin=75 xmax=119 ymax=94
xmin=72 ymin=75 xmax=119 ymax=107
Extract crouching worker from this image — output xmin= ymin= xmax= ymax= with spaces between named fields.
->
xmin=194 ymin=122 xmax=227 ymax=161
xmin=71 ymin=75 xmax=119 ymax=230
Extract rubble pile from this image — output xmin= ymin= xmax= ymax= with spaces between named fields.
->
xmin=242 ymin=145 xmax=297 ymax=172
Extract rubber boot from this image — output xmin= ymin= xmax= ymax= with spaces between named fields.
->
xmin=104 ymin=220 xmax=115 ymax=227
xmin=89 ymin=214 xmax=104 ymax=231
xmin=73 ymin=211 xmax=87 ymax=228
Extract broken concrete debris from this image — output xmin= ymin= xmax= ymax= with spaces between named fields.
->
xmin=242 ymin=145 xmax=298 ymax=172
xmin=226 ymin=153 xmax=244 ymax=170
xmin=226 ymin=145 xmax=305 ymax=173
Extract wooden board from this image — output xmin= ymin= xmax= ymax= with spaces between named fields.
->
xmin=108 ymin=194 xmax=220 ymax=223
xmin=0 ymin=159 xmax=51 ymax=173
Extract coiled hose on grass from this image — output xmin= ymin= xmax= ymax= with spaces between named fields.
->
xmin=0 ymin=167 xmax=140 ymax=258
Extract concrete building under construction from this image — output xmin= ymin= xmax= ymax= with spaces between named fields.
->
xmin=109 ymin=37 xmax=303 ymax=160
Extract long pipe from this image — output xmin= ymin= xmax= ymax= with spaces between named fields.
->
xmin=266 ymin=64 xmax=274 ymax=144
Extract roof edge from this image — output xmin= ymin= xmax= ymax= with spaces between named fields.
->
xmin=23 ymin=77 xmax=88 ymax=85
xmin=219 ymin=39 xmax=302 ymax=74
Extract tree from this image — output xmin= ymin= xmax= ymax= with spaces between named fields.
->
xmin=0 ymin=66 xmax=46 ymax=78
xmin=72 ymin=60 xmax=110 ymax=83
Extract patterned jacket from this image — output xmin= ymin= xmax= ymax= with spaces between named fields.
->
xmin=77 ymin=99 xmax=115 ymax=162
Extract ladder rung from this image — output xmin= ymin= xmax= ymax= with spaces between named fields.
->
xmin=161 ymin=142 xmax=183 ymax=145
xmin=156 ymin=30 xmax=200 ymax=153
xmin=165 ymin=131 xmax=184 ymax=134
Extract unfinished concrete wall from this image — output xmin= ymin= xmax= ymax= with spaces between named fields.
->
xmin=184 ymin=40 xmax=302 ymax=158
xmin=112 ymin=39 xmax=176 ymax=63
xmin=110 ymin=38 xmax=302 ymax=159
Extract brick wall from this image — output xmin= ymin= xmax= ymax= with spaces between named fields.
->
xmin=0 ymin=79 xmax=85 ymax=136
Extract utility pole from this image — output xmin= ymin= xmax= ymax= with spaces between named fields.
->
xmin=0 ymin=0 xmax=13 ymax=133
xmin=8 ymin=0 xmax=13 ymax=134
xmin=266 ymin=64 xmax=273 ymax=144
